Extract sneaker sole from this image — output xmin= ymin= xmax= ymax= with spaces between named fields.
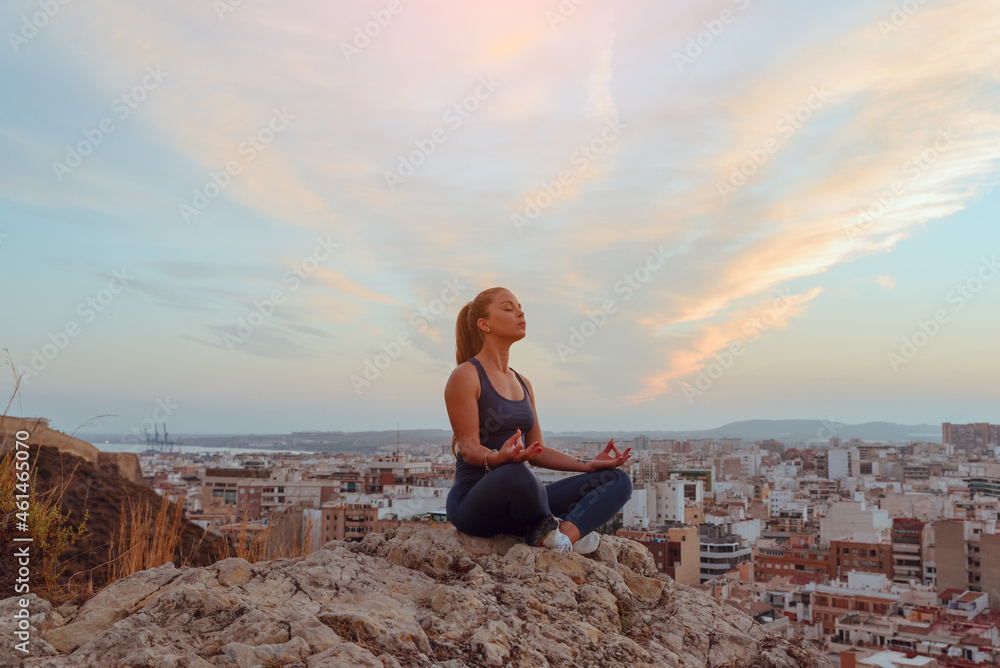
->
xmin=526 ymin=515 xmax=559 ymax=547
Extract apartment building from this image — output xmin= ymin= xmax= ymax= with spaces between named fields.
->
xmin=829 ymin=539 xmax=893 ymax=581
xmin=820 ymin=501 xmax=891 ymax=545
xmin=699 ymin=522 xmax=753 ymax=583
xmin=623 ymin=525 xmax=700 ymax=586
xmin=891 ymin=518 xmax=930 ymax=586
xmin=965 ymin=476 xmax=1000 ymax=498
xmin=774 ymin=509 xmax=809 ymax=534
xmin=807 ymin=573 xmax=898 ymax=635
xmin=322 ymin=502 xmax=395 ymax=542
xmin=935 ymin=518 xmax=1000 ymax=606
xmin=200 ymin=467 xmax=271 ymax=520
xmin=943 ymin=422 xmax=999 ymax=451
xmin=754 ymin=538 xmax=831 ymax=583
xmin=364 ymin=454 xmax=433 ymax=493
xmin=651 ymin=479 xmax=704 ymax=524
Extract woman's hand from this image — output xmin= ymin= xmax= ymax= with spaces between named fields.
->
xmin=585 ymin=439 xmax=632 ymax=472
xmin=496 ymin=428 xmax=543 ymax=464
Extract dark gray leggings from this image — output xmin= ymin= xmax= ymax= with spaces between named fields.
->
xmin=448 ymin=463 xmax=633 ymax=539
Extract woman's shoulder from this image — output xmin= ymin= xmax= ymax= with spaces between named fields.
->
xmin=445 ymin=361 xmax=480 ymax=391
xmin=512 ymin=367 xmax=533 ymax=388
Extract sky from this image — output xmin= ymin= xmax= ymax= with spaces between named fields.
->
xmin=1 ymin=0 xmax=998 ymax=439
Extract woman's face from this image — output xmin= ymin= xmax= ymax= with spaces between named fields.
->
xmin=483 ymin=290 xmax=526 ymax=340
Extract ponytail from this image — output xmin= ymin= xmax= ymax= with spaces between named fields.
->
xmin=450 ymin=286 xmax=505 ymax=457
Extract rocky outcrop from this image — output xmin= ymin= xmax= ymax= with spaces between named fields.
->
xmin=96 ymin=451 xmax=144 ymax=485
xmin=0 ymin=417 xmax=100 ymax=467
xmin=1 ymin=415 xmax=143 ymax=484
xmin=0 ymin=527 xmax=831 ymax=667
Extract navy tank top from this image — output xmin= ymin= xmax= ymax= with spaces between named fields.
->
xmin=451 ymin=357 xmax=535 ymax=496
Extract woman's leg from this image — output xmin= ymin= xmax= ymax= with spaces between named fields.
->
xmin=449 ymin=462 xmax=553 ymax=537
xmin=544 ymin=468 xmax=633 ymax=539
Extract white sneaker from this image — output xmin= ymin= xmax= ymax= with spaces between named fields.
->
xmin=540 ymin=528 xmax=567 ymax=550
xmin=553 ymin=532 xmax=573 ymax=552
xmin=573 ymin=531 xmax=600 ymax=555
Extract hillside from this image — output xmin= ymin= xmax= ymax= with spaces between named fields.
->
xmin=0 ymin=442 xmax=227 ymax=595
xmin=1 ymin=526 xmax=831 ymax=667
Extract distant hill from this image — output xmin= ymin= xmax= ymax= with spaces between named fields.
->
xmin=82 ymin=419 xmax=943 ymax=448
xmin=550 ymin=419 xmax=943 ymax=445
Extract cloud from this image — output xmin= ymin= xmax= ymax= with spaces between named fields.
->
xmin=4 ymin=0 xmax=999 ymax=429
xmin=613 ymin=0 xmax=1000 ymax=402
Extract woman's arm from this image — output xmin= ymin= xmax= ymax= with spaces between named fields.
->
xmin=529 ymin=444 xmax=591 ymax=472
xmin=444 ymin=363 xmax=494 ymax=466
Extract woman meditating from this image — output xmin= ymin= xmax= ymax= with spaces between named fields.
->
xmin=444 ymin=287 xmax=633 ymax=553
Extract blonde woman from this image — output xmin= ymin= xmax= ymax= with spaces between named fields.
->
xmin=444 ymin=287 xmax=633 ymax=553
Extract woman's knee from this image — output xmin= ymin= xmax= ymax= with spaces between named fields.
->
xmin=607 ymin=468 xmax=632 ymax=500
xmin=597 ymin=467 xmax=632 ymax=490
xmin=497 ymin=463 xmax=544 ymax=494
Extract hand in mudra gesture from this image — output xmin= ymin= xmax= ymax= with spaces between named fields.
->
xmin=497 ymin=428 xmax=543 ymax=464
xmin=586 ymin=439 xmax=632 ymax=472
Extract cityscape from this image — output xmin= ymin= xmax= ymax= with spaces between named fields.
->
xmin=3 ymin=0 xmax=998 ymax=665
xmin=7 ymin=417 xmax=995 ymax=667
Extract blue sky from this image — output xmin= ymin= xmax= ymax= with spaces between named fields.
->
xmin=1 ymin=0 xmax=998 ymax=437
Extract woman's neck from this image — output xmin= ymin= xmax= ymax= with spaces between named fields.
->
xmin=476 ymin=341 xmax=511 ymax=374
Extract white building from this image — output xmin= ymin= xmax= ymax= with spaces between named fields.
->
xmin=827 ymin=448 xmax=858 ymax=481
xmin=770 ymin=489 xmax=795 ymax=516
xmin=703 ymin=515 xmax=762 ymax=544
xmin=651 ymin=479 xmax=703 ymax=524
xmin=820 ymin=501 xmax=891 ymax=545
xmin=738 ymin=448 xmax=763 ymax=478
xmin=622 ymin=488 xmax=651 ymax=530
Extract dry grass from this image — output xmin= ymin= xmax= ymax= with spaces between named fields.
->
xmin=0 ymin=440 xmax=91 ymax=604
xmin=108 ymin=490 xmax=197 ymax=582
xmin=212 ymin=509 xmax=315 ymax=563
xmin=1 ymin=358 xmax=91 ymax=604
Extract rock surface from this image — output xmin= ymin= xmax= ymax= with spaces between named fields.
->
xmin=0 ymin=527 xmax=831 ymax=667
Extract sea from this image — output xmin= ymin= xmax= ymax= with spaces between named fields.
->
xmin=96 ymin=442 xmax=303 ymax=456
